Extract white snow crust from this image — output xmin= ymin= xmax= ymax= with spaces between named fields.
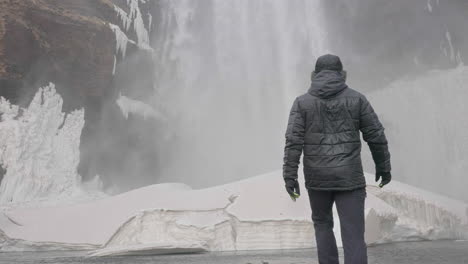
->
xmin=0 ymin=84 xmax=102 ymax=206
xmin=1 ymin=171 xmax=466 ymax=255
xmin=116 ymin=94 xmax=162 ymax=120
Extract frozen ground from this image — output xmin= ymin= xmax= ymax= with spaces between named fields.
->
xmin=1 ymin=170 xmax=467 ymax=255
xmin=0 ymin=240 xmax=467 ymax=264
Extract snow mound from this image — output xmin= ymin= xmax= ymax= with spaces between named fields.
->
xmin=365 ymin=174 xmax=468 ymax=242
xmin=0 ymin=83 xmax=103 ymax=207
xmin=1 ymin=170 xmax=466 ymax=255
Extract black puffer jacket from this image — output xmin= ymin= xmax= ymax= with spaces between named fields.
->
xmin=283 ymin=70 xmax=391 ymax=190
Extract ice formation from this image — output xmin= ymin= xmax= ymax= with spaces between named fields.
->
xmin=113 ymin=5 xmax=131 ymax=31
xmin=109 ymin=23 xmax=130 ymax=58
xmin=110 ymin=1 xmax=153 ymax=72
xmin=113 ymin=0 xmax=150 ymax=46
xmin=0 ymin=84 xmax=93 ymax=206
xmin=112 ymin=55 xmax=116 ymax=75
xmin=0 ymin=171 xmax=466 ymax=255
xmin=127 ymin=0 xmax=150 ymax=46
xmin=147 ymin=13 xmax=152 ymax=32
xmin=116 ymin=94 xmax=162 ymax=120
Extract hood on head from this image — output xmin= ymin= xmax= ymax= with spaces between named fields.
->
xmin=308 ymin=70 xmax=348 ymax=99
xmin=315 ymin=54 xmax=343 ymax=73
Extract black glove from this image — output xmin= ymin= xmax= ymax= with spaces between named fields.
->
xmin=375 ymin=171 xmax=391 ymax=188
xmin=285 ymin=179 xmax=300 ymax=200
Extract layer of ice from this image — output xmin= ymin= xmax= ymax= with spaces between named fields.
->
xmin=116 ymin=94 xmax=163 ymax=120
xmin=1 ymin=171 xmax=466 ymax=255
xmin=0 ymin=84 xmax=101 ymax=206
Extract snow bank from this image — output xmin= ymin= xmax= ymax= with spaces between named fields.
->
xmin=0 ymin=84 xmax=101 ymax=206
xmin=1 ymin=171 xmax=466 ymax=254
xmin=116 ymin=94 xmax=163 ymax=120
xmin=365 ymin=174 xmax=468 ymax=241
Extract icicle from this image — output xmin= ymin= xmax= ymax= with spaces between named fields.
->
xmin=126 ymin=0 xmax=150 ymax=46
xmin=112 ymin=55 xmax=117 ymax=75
xmin=148 ymin=13 xmax=152 ymax=32
xmin=114 ymin=5 xmax=132 ymax=31
xmin=109 ymin=23 xmax=129 ymax=58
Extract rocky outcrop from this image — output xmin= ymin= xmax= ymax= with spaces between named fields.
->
xmin=0 ymin=0 xmax=118 ymax=110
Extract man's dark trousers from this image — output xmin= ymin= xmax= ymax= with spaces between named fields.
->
xmin=308 ymin=187 xmax=367 ymax=264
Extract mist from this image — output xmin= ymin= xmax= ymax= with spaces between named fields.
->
xmin=32 ymin=0 xmax=465 ymax=202
xmin=117 ymin=0 xmax=468 ymax=203
xmin=147 ymin=0 xmax=328 ymax=187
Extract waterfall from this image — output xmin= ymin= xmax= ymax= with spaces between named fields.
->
xmin=366 ymin=65 xmax=468 ymax=202
xmin=150 ymin=0 xmax=328 ymax=186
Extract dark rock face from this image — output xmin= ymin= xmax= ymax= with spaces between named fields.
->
xmin=0 ymin=0 xmax=117 ymax=110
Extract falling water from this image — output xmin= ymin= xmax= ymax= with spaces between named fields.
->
xmin=150 ymin=0 xmax=328 ymax=187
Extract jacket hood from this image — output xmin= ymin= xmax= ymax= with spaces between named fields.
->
xmin=308 ymin=70 xmax=348 ymax=99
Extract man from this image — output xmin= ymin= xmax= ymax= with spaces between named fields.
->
xmin=283 ymin=54 xmax=391 ymax=264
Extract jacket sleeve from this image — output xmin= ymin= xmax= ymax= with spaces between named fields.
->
xmin=359 ymin=96 xmax=391 ymax=173
xmin=283 ymin=98 xmax=305 ymax=181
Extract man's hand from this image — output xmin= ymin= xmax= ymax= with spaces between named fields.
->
xmin=375 ymin=171 xmax=391 ymax=188
xmin=285 ymin=179 xmax=301 ymax=201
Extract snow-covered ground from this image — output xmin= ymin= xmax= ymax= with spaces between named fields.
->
xmin=0 ymin=170 xmax=467 ymax=255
